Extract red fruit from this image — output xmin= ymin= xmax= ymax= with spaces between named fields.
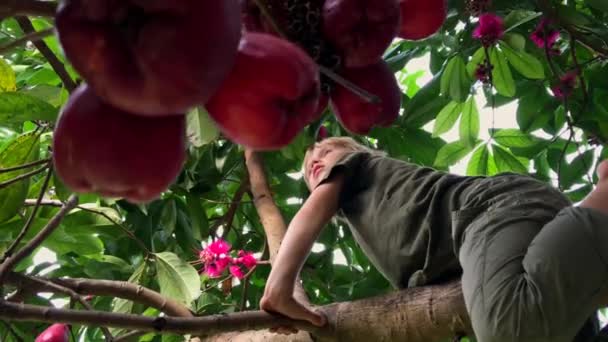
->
xmin=206 ymin=33 xmax=320 ymax=150
xmin=55 ymin=0 xmax=241 ymax=116
xmin=322 ymin=0 xmax=400 ymax=68
xmin=35 ymin=323 xmax=69 ymax=342
xmin=398 ymin=0 xmax=447 ymax=40
xmin=53 ymin=85 xmax=186 ymax=203
xmin=330 ymin=61 xmax=401 ymax=135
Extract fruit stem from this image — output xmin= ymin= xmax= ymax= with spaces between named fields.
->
xmin=252 ymin=0 xmax=381 ymax=105
xmin=319 ymin=66 xmax=381 ymax=104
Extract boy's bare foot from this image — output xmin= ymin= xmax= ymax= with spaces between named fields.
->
xmin=580 ymin=160 xmax=608 ymax=215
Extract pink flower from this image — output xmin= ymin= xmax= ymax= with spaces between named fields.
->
xmin=229 ymin=265 xmax=245 ymax=279
xmin=530 ymin=18 xmax=560 ymax=49
xmin=551 ymin=71 xmax=578 ymax=99
xmin=207 ymin=239 xmax=231 ymax=255
xmin=236 ymin=250 xmax=257 ymax=269
xmin=205 ymin=263 xmax=224 ymax=278
xmin=474 ymin=63 xmax=492 ymax=84
xmin=473 ymin=13 xmax=504 ymax=47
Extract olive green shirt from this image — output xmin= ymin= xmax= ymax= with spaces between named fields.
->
xmin=318 ymin=151 xmax=484 ymax=289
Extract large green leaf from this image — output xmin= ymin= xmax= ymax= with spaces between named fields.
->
xmin=559 ymin=150 xmax=595 ymax=189
xmin=503 ymin=10 xmax=543 ymax=32
xmin=187 ymin=107 xmax=219 ymax=147
xmin=492 ymin=144 xmax=528 ymax=174
xmin=586 ymin=0 xmax=608 ymax=12
xmin=460 ymin=97 xmax=480 ymax=148
xmin=0 ymin=92 xmax=59 ymax=123
xmin=432 ymin=101 xmax=462 ymax=137
xmin=0 ymin=132 xmax=41 ymax=223
xmin=434 ymin=140 xmax=477 ymax=168
xmin=440 ymin=56 xmax=471 ymax=103
xmin=466 ymin=48 xmax=486 ymax=79
xmin=154 ymin=252 xmax=201 ymax=307
xmin=489 ymin=48 xmax=516 ymax=97
xmin=403 ymin=73 xmax=450 ymax=128
xmin=492 ymin=129 xmax=544 ymax=148
xmin=466 ymin=144 xmax=497 ymax=176
xmin=499 ymin=43 xmax=545 ymax=80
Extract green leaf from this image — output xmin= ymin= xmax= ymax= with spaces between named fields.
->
xmin=403 ymin=73 xmax=451 ymax=128
xmin=502 ymin=33 xmax=526 ymax=52
xmin=466 ymin=48 xmax=486 ymax=79
xmin=492 ymin=144 xmax=528 ymax=174
xmin=0 ymin=58 xmax=16 ymax=92
xmin=492 ymin=129 xmax=544 ymax=148
xmin=466 ymin=144 xmax=494 ymax=176
xmin=559 ymin=150 xmax=595 ymax=189
xmin=460 ymin=97 xmax=480 ymax=147
xmin=503 ymin=10 xmax=543 ymax=32
xmin=432 ymin=101 xmax=462 ymax=137
xmin=489 ymin=47 xmax=516 ymax=97
xmin=154 ymin=252 xmax=201 ymax=307
xmin=187 ymin=107 xmax=219 ymax=147
xmin=185 ymin=194 xmax=207 ymax=240
xmin=586 ymin=0 xmax=608 ymax=13
xmin=111 ymin=262 xmax=149 ymax=336
xmin=0 ymin=132 xmax=40 ymax=223
xmin=434 ymin=141 xmax=476 ymax=168
xmin=159 ymin=199 xmax=177 ymax=235
xmin=499 ymin=42 xmax=545 ymax=79
xmin=440 ymin=56 xmax=471 ymax=103
xmin=0 ymin=92 xmax=59 ymax=123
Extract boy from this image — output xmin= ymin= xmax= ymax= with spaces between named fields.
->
xmin=260 ymin=137 xmax=608 ymax=342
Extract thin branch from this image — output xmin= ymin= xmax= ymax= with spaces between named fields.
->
xmin=220 ymin=176 xmax=249 ymax=239
xmin=569 ymin=36 xmax=589 ymax=104
xmin=0 ymin=194 xmax=78 ymax=286
xmin=15 ymin=17 xmax=77 ymax=93
xmin=0 ymin=159 xmax=51 ymax=174
xmin=0 ymin=0 xmax=57 ymax=18
xmin=22 ymin=200 xmax=153 ymax=255
xmin=0 ymin=165 xmax=48 ymax=190
xmin=1 ymin=166 xmax=53 ymax=262
xmin=0 ymin=28 xmax=54 ymax=56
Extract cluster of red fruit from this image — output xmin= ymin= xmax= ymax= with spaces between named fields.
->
xmin=51 ymin=0 xmax=446 ymax=203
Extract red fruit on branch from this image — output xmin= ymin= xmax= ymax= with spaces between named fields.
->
xmin=330 ymin=61 xmax=401 ymax=135
xmin=53 ymin=85 xmax=186 ymax=203
xmin=207 ymin=33 xmax=321 ymax=150
xmin=322 ymin=0 xmax=400 ymax=67
xmin=55 ymin=0 xmax=241 ymax=116
xmin=398 ymin=0 xmax=447 ymax=40
xmin=35 ymin=323 xmax=69 ymax=342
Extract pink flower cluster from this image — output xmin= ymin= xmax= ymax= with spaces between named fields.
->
xmin=199 ymin=239 xmax=257 ymax=280
xmin=551 ymin=72 xmax=578 ymax=99
xmin=530 ymin=18 xmax=560 ymax=54
xmin=473 ymin=13 xmax=504 ymax=47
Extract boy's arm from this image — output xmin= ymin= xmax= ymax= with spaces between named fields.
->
xmin=260 ymin=173 xmax=344 ymax=327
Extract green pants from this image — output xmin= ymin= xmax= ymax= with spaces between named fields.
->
xmin=455 ymin=175 xmax=608 ymax=342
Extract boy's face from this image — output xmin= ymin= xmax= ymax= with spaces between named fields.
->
xmin=304 ymin=143 xmax=350 ymax=191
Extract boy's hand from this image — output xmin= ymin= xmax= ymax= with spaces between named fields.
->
xmin=260 ymin=289 xmax=327 ymax=332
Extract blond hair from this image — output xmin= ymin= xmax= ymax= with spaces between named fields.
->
xmin=302 ymin=137 xmax=385 ymax=187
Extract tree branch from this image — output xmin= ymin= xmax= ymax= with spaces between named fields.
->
xmin=0 ymin=0 xmax=57 ymax=18
xmin=0 ymin=28 xmax=53 ymax=56
xmin=0 ymin=279 xmax=471 ymax=341
xmin=0 ymin=164 xmax=48 ymax=190
xmin=0 ymin=158 xmax=51 ymax=174
xmin=0 ymin=194 xmax=78 ymax=286
xmin=15 ymin=16 xmax=77 ymax=93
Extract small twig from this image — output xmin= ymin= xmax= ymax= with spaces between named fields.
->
xmin=15 ymin=17 xmax=77 ymax=93
xmin=0 ymin=165 xmax=48 ymax=190
xmin=221 ymin=176 xmax=250 ymax=239
xmin=0 ymin=194 xmax=78 ymax=286
xmin=1 ymin=165 xmax=53 ymax=261
xmin=0 ymin=158 xmax=51 ymax=174
xmin=0 ymin=28 xmax=53 ymax=56
xmin=21 ymin=200 xmax=152 ymax=255
xmin=569 ymin=37 xmax=589 ymax=103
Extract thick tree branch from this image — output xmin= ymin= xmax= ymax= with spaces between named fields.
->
xmin=15 ymin=17 xmax=77 ymax=93
xmin=0 ymin=280 xmax=471 ymax=341
xmin=0 ymin=28 xmax=53 ymax=56
xmin=0 ymin=0 xmax=57 ymax=18
xmin=0 ymin=194 xmax=78 ymax=285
